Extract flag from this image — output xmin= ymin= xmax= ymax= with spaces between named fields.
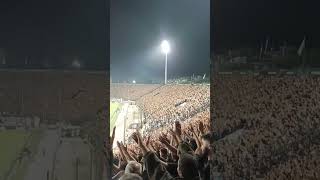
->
xmin=264 ymin=37 xmax=269 ymax=54
xmin=203 ymin=73 xmax=206 ymax=79
xmin=297 ymin=37 xmax=305 ymax=56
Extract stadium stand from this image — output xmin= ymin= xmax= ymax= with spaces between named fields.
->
xmin=0 ymin=70 xmax=106 ymax=124
xmin=110 ymin=84 xmax=161 ymax=101
xmin=137 ymin=84 xmax=209 ymax=134
xmin=108 ymin=73 xmax=320 ymax=179
xmin=108 ymin=83 xmax=211 ymax=180
xmin=211 ymin=74 xmax=320 ymax=179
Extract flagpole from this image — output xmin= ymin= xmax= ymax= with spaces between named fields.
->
xmin=297 ymin=36 xmax=306 ymax=71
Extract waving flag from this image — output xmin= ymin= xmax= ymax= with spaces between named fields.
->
xmin=297 ymin=37 xmax=306 ymax=56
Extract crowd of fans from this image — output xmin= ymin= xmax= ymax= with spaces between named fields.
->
xmin=138 ymin=85 xmax=210 ymax=134
xmin=211 ymin=74 xmax=320 ymax=179
xmin=108 ymin=84 xmax=211 ymax=180
xmin=110 ymin=84 xmax=161 ymax=101
xmin=109 ymin=111 xmax=212 ymax=180
xmin=108 ymin=74 xmax=320 ymax=179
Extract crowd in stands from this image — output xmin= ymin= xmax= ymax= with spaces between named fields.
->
xmin=167 ymin=76 xmax=209 ymax=84
xmin=108 ymin=83 xmax=211 ymax=180
xmin=108 ymin=74 xmax=320 ymax=179
xmin=110 ymin=84 xmax=161 ymax=101
xmin=138 ymin=85 xmax=210 ymax=134
xmin=211 ymin=74 xmax=320 ymax=179
xmin=109 ymin=111 xmax=212 ymax=180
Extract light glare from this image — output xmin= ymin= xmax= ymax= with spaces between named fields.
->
xmin=161 ymin=40 xmax=170 ymax=54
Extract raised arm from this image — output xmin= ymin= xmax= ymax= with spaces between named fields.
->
xmin=132 ymin=131 xmax=149 ymax=156
xmin=117 ymin=141 xmax=128 ymax=163
xmin=159 ymin=135 xmax=177 ymax=156
xmin=120 ymin=142 xmax=135 ymax=161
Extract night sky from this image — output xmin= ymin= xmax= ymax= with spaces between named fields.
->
xmin=1 ymin=0 xmax=318 ymax=71
xmin=111 ymin=0 xmax=210 ymax=82
xmin=0 ymin=0 xmax=107 ymax=70
xmin=212 ymin=0 xmax=320 ymax=52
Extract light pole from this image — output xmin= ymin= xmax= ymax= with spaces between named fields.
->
xmin=161 ymin=40 xmax=170 ymax=84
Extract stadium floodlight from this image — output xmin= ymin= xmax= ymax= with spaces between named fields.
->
xmin=161 ymin=40 xmax=170 ymax=84
xmin=132 ymin=80 xmax=136 ymax=84
xmin=161 ymin=40 xmax=170 ymax=54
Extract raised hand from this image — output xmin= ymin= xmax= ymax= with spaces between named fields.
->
xmin=123 ymin=144 xmax=128 ymax=151
xmin=136 ymin=130 xmax=143 ymax=143
xmin=150 ymin=141 xmax=158 ymax=151
xmin=117 ymin=141 xmax=121 ymax=148
xmin=145 ymin=135 xmax=151 ymax=147
xmin=119 ymin=142 xmax=125 ymax=151
xmin=133 ymin=130 xmax=149 ymax=155
xmin=159 ymin=135 xmax=170 ymax=145
xmin=116 ymin=141 xmax=127 ymax=162
xmin=198 ymin=121 xmax=204 ymax=135
xmin=128 ymin=149 xmax=137 ymax=156
xmin=188 ymin=124 xmax=194 ymax=133
xmin=161 ymin=132 xmax=168 ymax=140
xmin=105 ymin=126 xmax=116 ymax=153
xmin=204 ymin=124 xmax=211 ymax=132
xmin=131 ymin=132 xmax=139 ymax=144
xmin=168 ymin=129 xmax=175 ymax=136
xmin=175 ymin=121 xmax=182 ymax=136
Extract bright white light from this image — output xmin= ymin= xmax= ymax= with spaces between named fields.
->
xmin=132 ymin=80 xmax=136 ymax=84
xmin=161 ymin=40 xmax=170 ymax=54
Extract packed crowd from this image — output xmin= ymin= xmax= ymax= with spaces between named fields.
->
xmin=110 ymin=84 xmax=161 ymax=101
xmin=108 ymin=107 xmax=212 ymax=180
xmin=211 ymin=74 xmax=320 ymax=179
xmin=108 ymin=74 xmax=320 ymax=179
xmin=137 ymin=85 xmax=210 ymax=133
xmin=108 ymin=83 xmax=211 ymax=179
